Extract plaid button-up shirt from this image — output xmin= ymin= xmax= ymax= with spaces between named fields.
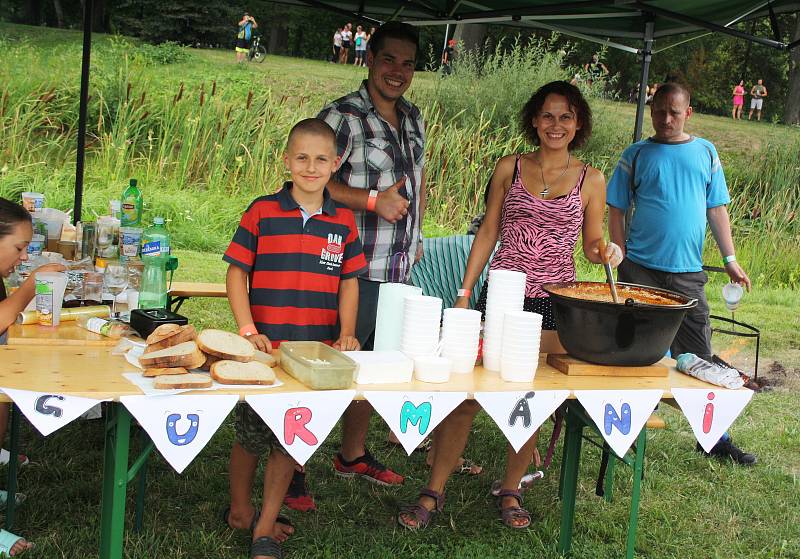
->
xmin=318 ymin=80 xmax=425 ymax=283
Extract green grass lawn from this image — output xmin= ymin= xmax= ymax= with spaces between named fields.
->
xmin=1 ymin=23 xmax=799 ymax=558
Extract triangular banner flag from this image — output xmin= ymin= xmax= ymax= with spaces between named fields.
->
xmin=671 ymin=388 xmax=754 ymax=452
xmin=1 ymin=387 xmax=108 ymax=437
xmin=364 ymin=391 xmax=468 ymax=455
xmin=246 ymin=390 xmax=355 ymax=466
xmin=121 ymin=395 xmax=238 ymax=474
xmin=475 ymin=390 xmax=569 ymax=452
xmin=575 ymin=390 xmax=663 ymax=458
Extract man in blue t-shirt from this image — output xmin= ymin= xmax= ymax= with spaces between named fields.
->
xmin=607 ymin=82 xmax=756 ymax=466
xmin=235 ymin=12 xmax=258 ymax=63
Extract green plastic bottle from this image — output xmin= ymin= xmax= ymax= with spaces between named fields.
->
xmin=139 ymin=217 xmax=170 ymax=309
xmin=120 ymin=178 xmax=143 ymax=227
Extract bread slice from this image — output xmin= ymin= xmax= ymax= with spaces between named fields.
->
xmin=143 ymin=367 xmax=189 ymax=378
xmin=253 ymin=350 xmax=277 ymax=368
xmin=197 ymin=329 xmax=255 ymax=363
xmin=198 ymin=353 xmax=221 ymax=372
xmin=210 ymin=360 xmax=276 ymax=385
xmin=154 ymin=373 xmax=212 ymax=390
xmin=145 ymin=324 xmax=197 ymax=352
xmin=139 ymin=341 xmax=206 ymax=369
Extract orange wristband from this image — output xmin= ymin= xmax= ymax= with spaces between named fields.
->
xmin=457 ymin=288 xmax=471 ymax=298
xmin=238 ymin=324 xmax=258 ymax=337
xmin=366 ymin=189 xmax=378 ymax=212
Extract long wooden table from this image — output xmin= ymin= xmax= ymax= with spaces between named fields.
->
xmin=0 ymin=341 xmax=719 ymax=559
xmin=167 ymin=281 xmax=226 ymax=312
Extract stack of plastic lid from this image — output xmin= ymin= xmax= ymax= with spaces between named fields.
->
xmin=400 ymin=295 xmax=443 ymax=359
xmin=500 ymin=311 xmax=543 ymax=382
xmin=482 ymin=269 xmax=526 ymax=371
xmin=440 ymin=308 xmax=482 ymax=374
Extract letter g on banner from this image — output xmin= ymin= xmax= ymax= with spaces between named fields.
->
xmin=35 ymin=395 xmax=65 ymax=418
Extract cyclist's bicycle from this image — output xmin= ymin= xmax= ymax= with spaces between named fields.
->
xmin=248 ymin=36 xmax=266 ymax=63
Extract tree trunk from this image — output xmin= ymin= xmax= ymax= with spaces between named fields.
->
xmin=22 ymin=0 xmax=42 ymax=25
xmin=453 ymin=23 xmax=488 ymax=54
xmin=92 ymin=0 xmax=107 ymax=32
xmin=52 ymin=0 xmax=65 ymax=28
xmin=267 ymin=22 xmax=288 ymax=55
xmin=784 ymin=15 xmax=800 ymax=125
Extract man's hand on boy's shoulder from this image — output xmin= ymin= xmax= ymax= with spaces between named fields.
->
xmin=246 ymin=334 xmax=273 ymax=353
xmin=333 ymin=335 xmax=360 ymax=352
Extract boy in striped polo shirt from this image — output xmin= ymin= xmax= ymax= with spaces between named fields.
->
xmin=222 ymin=118 xmax=367 ymax=556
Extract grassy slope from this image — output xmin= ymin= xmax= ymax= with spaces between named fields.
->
xmin=1 ymin=23 xmax=799 ymax=558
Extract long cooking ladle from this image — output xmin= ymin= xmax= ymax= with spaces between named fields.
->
xmin=597 ymin=238 xmax=620 ymax=304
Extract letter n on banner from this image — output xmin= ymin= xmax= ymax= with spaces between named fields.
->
xmin=574 ymin=390 xmax=663 ymax=458
xmin=671 ymin=388 xmax=753 ymax=452
xmin=121 ymin=395 xmax=238 ymax=474
xmin=363 ymin=392 xmax=467 ymax=455
xmin=474 ymin=391 xmax=569 ymax=452
xmin=0 ymin=387 xmax=107 ymax=437
xmin=246 ymin=391 xmax=355 ymax=466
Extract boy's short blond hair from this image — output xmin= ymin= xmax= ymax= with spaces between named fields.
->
xmin=287 ymin=118 xmax=336 ymax=149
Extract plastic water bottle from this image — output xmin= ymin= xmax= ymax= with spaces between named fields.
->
xmin=675 ymin=353 xmax=744 ymax=389
xmin=141 ymin=217 xmax=170 ymax=260
xmin=138 ymin=217 xmax=170 ymax=309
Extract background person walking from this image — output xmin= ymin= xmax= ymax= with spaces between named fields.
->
xmin=748 ymin=79 xmax=768 ymax=121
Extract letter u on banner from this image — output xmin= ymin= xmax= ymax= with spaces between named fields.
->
xmin=670 ymin=388 xmax=753 ymax=452
xmin=121 ymin=395 xmax=239 ymax=474
xmin=574 ymin=390 xmax=663 ymax=458
xmin=246 ymin=390 xmax=355 ymax=466
xmin=0 ymin=387 xmax=107 ymax=437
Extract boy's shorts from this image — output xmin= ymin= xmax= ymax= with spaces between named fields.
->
xmin=235 ymin=403 xmax=289 ymax=456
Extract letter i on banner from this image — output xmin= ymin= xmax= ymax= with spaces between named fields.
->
xmin=364 ymin=392 xmax=467 ymax=455
xmin=0 ymin=388 xmax=107 ymax=437
xmin=671 ymin=388 xmax=754 ymax=452
xmin=475 ymin=391 xmax=569 ymax=452
xmin=121 ymin=395 xmax=239 ymax=474
xmin=574 ymin=390 xmax=663 ymax=458
xmin=246 ymin=391 xmax=355 ymax=466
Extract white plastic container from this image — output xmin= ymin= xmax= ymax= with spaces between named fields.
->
xmin=35 ymin=271 xmax=68 ymax=326
xmin=414 ymin=355 xmax=453 ymax=383
xmin=21 ymin=192 xmax=45 ymax=212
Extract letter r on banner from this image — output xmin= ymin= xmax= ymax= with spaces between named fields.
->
xmin=400 ymin=401 xmax=432 ymax=434
xmin=284 ymin=407 xmax=318 ymax=446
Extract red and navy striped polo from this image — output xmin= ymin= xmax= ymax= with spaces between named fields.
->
xmin=224 ymin=183 xmax=367 ymax=345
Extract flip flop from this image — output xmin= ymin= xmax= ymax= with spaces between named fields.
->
xmin=0 ymin=529 xmax=33 ymax=556
xmin=0 ymin=490 xmax=26 ymax=513
xmin=453 ymin=457 xmax=483 ymax=476
xmin=250 ymin=535 xmax=283 ymax=559
xmin=221 ymin=506 xmax=293 ymax=533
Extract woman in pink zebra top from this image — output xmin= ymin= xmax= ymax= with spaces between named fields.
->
xmin=398 ymin=81 xmax=623 ymax=531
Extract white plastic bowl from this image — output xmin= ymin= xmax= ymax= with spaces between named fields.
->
xmin=414 ymin=355 xmax=453 ymax=383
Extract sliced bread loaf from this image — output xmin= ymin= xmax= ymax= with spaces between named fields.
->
xmin=139 ymin=341 xmax=206 ymax=370
xmin=143 ymin=367 xmax=189 ymax=378
xmin=210 ymin=360 xmax=276 ymax=385
xmin=154 ymin=373 xmax=212 ymax=390
xmin=145 ymin=324 xmax=197 ymax=352
xmin=197 ymin=329 xmax=255 ymax=362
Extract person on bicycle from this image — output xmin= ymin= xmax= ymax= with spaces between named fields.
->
xmin=235 ymin=12 xmax=258 ymax=63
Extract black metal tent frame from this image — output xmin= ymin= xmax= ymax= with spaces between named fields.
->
xmin=71 ymin=1 xmax=799 ymax=222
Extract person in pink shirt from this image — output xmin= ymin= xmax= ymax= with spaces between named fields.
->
xmin=732 ymin=80 xmax=745 ymax=120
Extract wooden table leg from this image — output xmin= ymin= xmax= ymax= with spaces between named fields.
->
xmin=99 ymin=403 xmax=132 ymax=559
xmin=558 ymin=401 xmax=585 ymax=556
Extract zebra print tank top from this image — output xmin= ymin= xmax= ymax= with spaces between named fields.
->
xmin=490 ymin=154 xmax=587 ymax=298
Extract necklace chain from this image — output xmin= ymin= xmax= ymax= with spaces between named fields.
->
xmin=535 ymin=151 xmax=571 ymax=198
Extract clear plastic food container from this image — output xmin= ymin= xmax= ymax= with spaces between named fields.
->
xmin=279 ymin=341 xmax=357 ymax=390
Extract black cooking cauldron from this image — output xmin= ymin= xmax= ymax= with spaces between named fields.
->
xmin=542 ymin=281 xmax=697 ymax=366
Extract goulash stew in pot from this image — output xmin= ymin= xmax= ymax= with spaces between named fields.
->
xmin=546 ymin=283 xmax=686 ymax=306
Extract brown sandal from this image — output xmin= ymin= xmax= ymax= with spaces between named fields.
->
xmin=497 ymin=489 xmax=531 ymax=529
xmin=397 ymin=488 xmax=445 ymax=530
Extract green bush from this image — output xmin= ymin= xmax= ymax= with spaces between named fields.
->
xmin=132 ymin=41 xmax=190 ymax=66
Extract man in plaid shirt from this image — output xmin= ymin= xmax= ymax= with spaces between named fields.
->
xmin=318 ymin=21 xmax=426 ymax=486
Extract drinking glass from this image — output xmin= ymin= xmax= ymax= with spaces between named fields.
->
xmin=104 ymin=263 xmax=129 ymax=318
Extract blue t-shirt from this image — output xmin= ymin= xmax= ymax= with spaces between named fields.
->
xmin=238 ymin=22 xmax=253 ymax=40
xmin=607 ymin=137 xmax=730 ymax=273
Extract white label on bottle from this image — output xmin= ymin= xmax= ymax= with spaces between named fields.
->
xmin=85 ymin=317 xmax=108 ymax=335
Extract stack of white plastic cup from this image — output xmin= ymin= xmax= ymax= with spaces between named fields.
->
xmin=482 ymin=269 xmax=527 ymax=371
xmin=500 ymin=311 xmax=543 ymax=382
xmin=441 ymin=308 xmax=482 ymax=374
xmin=400 ymin=295 xmax=443 ymax=359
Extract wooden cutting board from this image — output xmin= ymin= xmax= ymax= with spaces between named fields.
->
xmin=547 ymin=354 xmax=669 ymax=377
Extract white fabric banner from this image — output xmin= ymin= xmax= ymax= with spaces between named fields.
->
xmin=246 ymin=390 xmax=355 ymax=466
xmin=364 ymin=391 xmax=468 ymax=455
xmin=121 ymin=394 xmax=238 ymax=474
xmin=671 ymin=388 xmax=754 ymax=452
xmin=475 ymin=390 xmax=569 ymax=452
xmin=0 ymin=387 xmax=108 ymax=437
xmin=575 ymin=390 xmax=663 ymax=458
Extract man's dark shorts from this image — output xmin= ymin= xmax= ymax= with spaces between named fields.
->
xmin=618 ymin=258 xmax=712 ymax=360
xmin=236 ymin=37 xmax=251 ymax=51
xmin=235 ymin=403 xmax=289 ymax=456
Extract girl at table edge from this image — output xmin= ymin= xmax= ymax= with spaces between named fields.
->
xmin=0 ymin=197 xmax=65 ymax=556
xmin=398 ymin=81 xmax=623 ymax=530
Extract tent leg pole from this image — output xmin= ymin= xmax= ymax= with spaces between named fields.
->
xmin=74 ymin=0 xmax=94 ymax=225
xmin=442 ymin=23 xmax=451 ymax=59
xmin=633 ymin=19 xmax=654 ymax=142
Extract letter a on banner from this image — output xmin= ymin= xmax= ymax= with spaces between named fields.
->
xmin=121 ymin=395 xmax=238 ymax=474
xmin=246 ymin=390 xmax=355 ymax=466
xmin=474 ymin=391 xmax=569 ymax=452
xmin=363 ymin=392 xmax=467 ymax=455
xmin=574 ymin=390 xmax=663 ymax=458
xmin=0 ymin=387 xmax=107 ymax=437
xmin=671 ymin=388 xmax=754 ymax=452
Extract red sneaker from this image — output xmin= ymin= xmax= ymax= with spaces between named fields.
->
xmin=283 ymin=470 xmax=316 ymax=512
xmin=333 ymin=449 xmax=404 ymax=486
